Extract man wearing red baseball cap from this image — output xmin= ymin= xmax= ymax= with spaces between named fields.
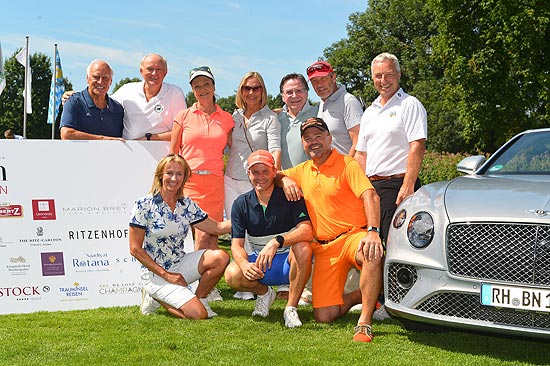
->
xmin=225 ymin=150 xmax=313 ymax=328
xmin=306 ymin=61 xmax=363 ymax=157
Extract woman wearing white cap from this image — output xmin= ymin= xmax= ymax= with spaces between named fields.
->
xmin=170 ymin=66 xmax=234 ymax=256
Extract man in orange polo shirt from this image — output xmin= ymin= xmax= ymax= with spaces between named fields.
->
xmin=278 ymin=117 xmax=383 ymax=342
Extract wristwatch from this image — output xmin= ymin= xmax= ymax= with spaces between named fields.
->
xmin=145 ymin=133 xmax=152 ymax=141
xmin=367 ymin=226 xmax=381 ymax=234
xmin=275 ymin=235 xmax=285 ymax=248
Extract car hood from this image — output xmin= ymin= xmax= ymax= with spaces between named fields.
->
xmin=444 ymin=175 xmax=550 ymax=223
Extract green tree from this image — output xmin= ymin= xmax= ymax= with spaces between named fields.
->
xmin=323 ymin=0 xmax=464 ymax=152
xmin=324 ymin=0 xmax=549 ymax=153
xmin=430 ymin=0 xmax=550 ymax=152
xmin=0 ymin=49 xmax=72 ymax=139
xmin=185 ymin=91 xmax=197 ymax=108
xmin=267 ymin=94 xmax=283 ymax=110
xmin=217 ymin=94 xmax=236 ymax=113
xmin=325 ymin=0 xmax=440 ymax=101
xmin=112 ymin=77 xmax=141 ymax=93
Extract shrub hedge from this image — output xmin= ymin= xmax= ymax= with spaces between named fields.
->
xmin=419 ymin=151 xmax=471 ymax=185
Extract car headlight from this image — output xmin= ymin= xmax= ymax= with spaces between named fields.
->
xmin=407 ymin=211 xmax=434 ymax=248
xmin=393 ymin=209 xmax=407 ymax=229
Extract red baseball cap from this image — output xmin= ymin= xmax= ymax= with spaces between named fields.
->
xmin=306 ymin=61 xmax=334 ymax=80
xmin=247 ymin=150 xmax=275 ymax=170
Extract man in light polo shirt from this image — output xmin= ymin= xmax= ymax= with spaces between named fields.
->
xmin=225 ymin=150 xmax=313 ymax=328
xmin=114 ymin=53 xmax=186 ymax=141
xmin=278 ymin=73 xmax=318 ymax=169
xmin=306 ymin=61 xmax=363 ymax=156
xmin=354 ymin=52 xmax=427 ymax=242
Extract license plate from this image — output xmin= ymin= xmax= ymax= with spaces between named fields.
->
xmin=481 ymin=283 xmax=550 ymax=313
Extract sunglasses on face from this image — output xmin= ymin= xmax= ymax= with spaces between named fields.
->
xmin=242 ymin=85 xmax=263 ymax=93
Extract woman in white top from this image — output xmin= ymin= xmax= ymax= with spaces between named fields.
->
xmin=224 ymin=72 xmax=281 ymax=300
xmin=224 ymin=72 xmax=281 ymax=220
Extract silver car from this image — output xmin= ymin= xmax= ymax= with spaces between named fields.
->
xmin=384 ymin=128 xmax=550 ymax=339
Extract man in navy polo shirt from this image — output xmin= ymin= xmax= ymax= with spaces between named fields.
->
xmin=225 ymin=150 xmax=313 ymax=328
xmin=60 ymin=60 xmax=124 ymax=140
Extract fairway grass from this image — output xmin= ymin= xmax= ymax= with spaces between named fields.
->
xmin=1 ymin=283 xmax=547 ymax=366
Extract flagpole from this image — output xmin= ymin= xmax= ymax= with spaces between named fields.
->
xmin=22 ymin=36 xmax=29 ymax=138
xmin=51 ymin=44 xmax=57 ymax=140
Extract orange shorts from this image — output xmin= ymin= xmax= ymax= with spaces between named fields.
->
xmin=311 ymin=230 xmax=366 ymax=308
xmin=184 ymin=173 xmax=224 ymax=221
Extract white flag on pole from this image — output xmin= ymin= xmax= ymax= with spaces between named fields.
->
xmin=0 ymin=42 xmax=6 ymax=96
xmin=16 ymin=45 xmax=32 ymax=113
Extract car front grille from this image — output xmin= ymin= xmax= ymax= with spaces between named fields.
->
xmin=447 ymin=223 xmax=550 ymax=286
xmin=415 ymin=292 xmax=550 ymax=331
xmin=387 ymin=263 xmax=417 ymax=304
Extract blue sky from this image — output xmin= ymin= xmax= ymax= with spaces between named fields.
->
xmin=2 ymin=0 xmax=366 ymax=101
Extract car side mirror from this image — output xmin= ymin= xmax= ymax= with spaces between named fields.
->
xmin=457 ymin=155 xmax=486 ymax=174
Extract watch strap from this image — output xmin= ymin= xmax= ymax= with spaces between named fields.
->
xmin=367 ymin=226 xmax=380 ymax=234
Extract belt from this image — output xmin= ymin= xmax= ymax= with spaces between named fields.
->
xmin=317 ymin=225 xmax=367 ymax=244
xmin=368 ymin=173 xmax=406 ymax=181
xmin=192 ymin=170 xmax=212 ymax=175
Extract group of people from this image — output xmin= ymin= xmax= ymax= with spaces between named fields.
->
xmin=62 ymin=52 xmax=427 ymax=343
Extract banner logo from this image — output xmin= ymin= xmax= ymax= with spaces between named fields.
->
xmin=32 ymin=199 xmax=56 ymax=220
xmin=41 ymin=252 xmax=65 ymax=276
xmin=0 ymin=204 xmax=23 ymax=218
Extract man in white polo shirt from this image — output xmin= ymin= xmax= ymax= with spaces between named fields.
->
xmin=114 ymin=53 xmax=186 ymax=141
xmin=354 ymin=52 xmax=427 ymax=243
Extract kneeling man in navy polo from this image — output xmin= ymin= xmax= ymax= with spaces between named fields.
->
xmin=225 ymin=150 xmax=313 ymax=328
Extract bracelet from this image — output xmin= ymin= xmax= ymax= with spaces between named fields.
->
xmin=367 ymin=226 xmax=380 ymax=234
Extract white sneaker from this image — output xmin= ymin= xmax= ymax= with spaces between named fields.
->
xmin=298 ymin=288 xmax=312 ymax=306
xmin=349 ymin=304 xmax=362 ymax=312
xmin=373 ymin=305 xmax=391 ymax=321
xmin=233 ymin=291 xmax=255 ymax=300
xmin=140 ymin=288 xmax=160 ymax=315
xmin=298 ymin=298 xmax=311 ymax=306
xmin=251 ymin=286 xmax=276 ymax=317
xmin=199 ymin=298 xmax=218 ymax=318
xmin=206 ymin=287 xmax=223 ymax=302
xmin=283 ymin=306 xmax=302 ymax=328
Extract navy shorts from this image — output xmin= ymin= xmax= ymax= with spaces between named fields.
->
xmin=248 ymin=252 xmax=290 ymax=286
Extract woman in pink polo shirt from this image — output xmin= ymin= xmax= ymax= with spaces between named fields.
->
xmin=170 ymin=66 xmax=234 ymax=252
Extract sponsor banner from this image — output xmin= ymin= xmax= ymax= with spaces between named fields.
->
xmin=0 ymin=140 xmax=193 ymax=314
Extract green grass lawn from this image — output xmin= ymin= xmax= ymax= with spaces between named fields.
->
xmin=1 ymin=242 xmax=547 ymax=365
xmin=1 ymin=283 xmax=547 ymax=366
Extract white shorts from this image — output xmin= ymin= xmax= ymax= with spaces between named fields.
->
xmin=143 ymin=250 xmax=205 ymax=309
xmin=224 ymin=175 xmax=253 ymax=254
xmin=223 ymin=175 xmax=252 ymax=219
